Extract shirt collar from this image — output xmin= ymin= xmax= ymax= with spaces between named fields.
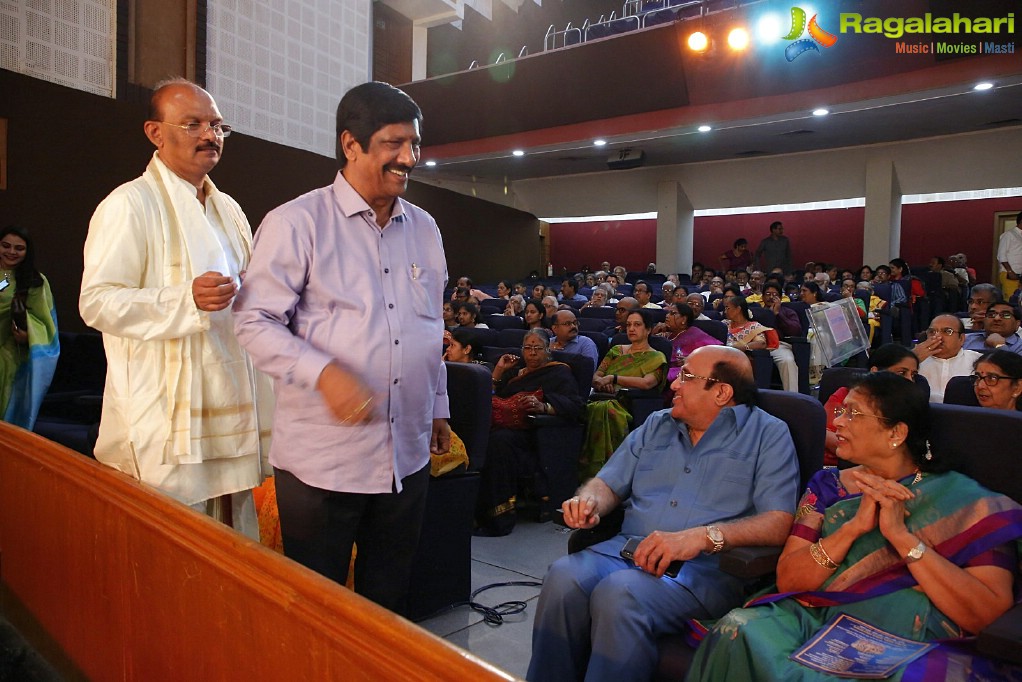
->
xmin=153 ymin=151 xmax=216 ymax=200
xmin=332 ymin=171 xmax=406 ymax=223
xmin=675 ymin=403 xmax=751 ymax=438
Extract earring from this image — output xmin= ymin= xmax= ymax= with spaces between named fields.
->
xmin=890 ymin=442 xmax=898 ymax=449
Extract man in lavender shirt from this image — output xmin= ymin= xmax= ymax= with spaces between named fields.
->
xmin=234 ymin=82 xmax=450 ymax=614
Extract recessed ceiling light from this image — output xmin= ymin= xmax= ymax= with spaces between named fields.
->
xmin=593 ymin=139 xmax=607 ymax=147
xmin=512 ymin=149 xmax=525 ymax=157
xmin=974 ymin=81 xmax=994 ymax=91
xmin=812 ymin=108 xmax=829 ymax=117
xmin=424 ymin=160 xmax=437 ymax=167
xmin=697 ymin=125 xmax=712 ymax=133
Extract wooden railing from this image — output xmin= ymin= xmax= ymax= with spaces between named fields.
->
xmin=0 ymin=424 xmax=515 ymax=681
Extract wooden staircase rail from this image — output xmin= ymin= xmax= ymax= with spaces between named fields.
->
xmin=0 ymin=424 xmax=515 ymax=681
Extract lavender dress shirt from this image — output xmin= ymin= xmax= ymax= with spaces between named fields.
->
xmin=234 ymin=172 xmax=449 ymax=494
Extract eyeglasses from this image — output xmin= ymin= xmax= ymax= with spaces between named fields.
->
xmin=521 ymin=345 xmax=546 ymax=353
xmin=554 ymin=320 xmax=579 ymax=326
xmin=924 ymin=327 xmax=960 ymax=337
xmin=615 ymin=307 xmax=630 ymax=313
xmin=678 ymin=371 xmax=718 ymax=385
xmin=985 ymin=310 xmax=1016 ymax=320
xmin=970 ymin=372 xmax=1016 ymax=386
xmin=832 ymin=405 xmax=887 ymax=422
xmin=158 ymin=121 xmax=233 ymax=138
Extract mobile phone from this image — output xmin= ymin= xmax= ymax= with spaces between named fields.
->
xmin=620 ymin=537 xmax=684 ymax=579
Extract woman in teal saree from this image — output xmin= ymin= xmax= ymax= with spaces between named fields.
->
xmin=689 ymin=372 xmax=1022 ymax=681
xmin=579 ymin=309 xmax=666 ymax=479
xmin=0 ymin=226 xmax=59 ymax=430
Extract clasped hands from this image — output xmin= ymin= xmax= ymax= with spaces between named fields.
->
xmin=847 ymin=469 xmax=915 ymax=542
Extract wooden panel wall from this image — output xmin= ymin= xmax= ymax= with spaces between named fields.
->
xmin=0 ymin=424 xmax=513 ymax=681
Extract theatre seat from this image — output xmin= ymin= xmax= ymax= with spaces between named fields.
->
xmin=406 ymin=361 xmax=491 ymax=620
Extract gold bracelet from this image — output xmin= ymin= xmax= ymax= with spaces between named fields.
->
xmin=810 ymin=540 xmax=839 ymax=570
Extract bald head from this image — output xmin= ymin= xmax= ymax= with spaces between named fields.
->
xmin=618 ymin=297 xmax=639 ymax=311
xmin=693 ymin=345 xmax=757 ymax=406
xmin=149 ymin=79 xmax=210 ymax=122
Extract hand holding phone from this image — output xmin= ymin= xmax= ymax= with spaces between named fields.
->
xmin=620 ymin=536 xmax=684 ymax=579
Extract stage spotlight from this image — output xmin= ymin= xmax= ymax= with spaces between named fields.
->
xmin=727 ymin=27 xmax=750 ymax=50
xmin=756 ymin=15 xmax=782 ymax=44
xmin=688 ymin=31 xmax=709 ymax=52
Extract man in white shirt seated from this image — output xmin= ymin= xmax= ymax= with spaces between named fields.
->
xmin=915 ymin=314 xmax=982 ymax=403
xmin=633 ymin=280 xmax=663 ymax=310
xmin=686 ymin=293 xmax=711 ymax=321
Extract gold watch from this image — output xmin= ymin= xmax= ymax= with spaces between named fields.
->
xmin=705 ymin=525 xmax=725 ymax=554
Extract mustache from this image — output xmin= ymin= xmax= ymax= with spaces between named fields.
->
xmin=197 ymin=143 xmax=221 ymax=153
xmin=387 ymin=164 xmax=414 ymax=174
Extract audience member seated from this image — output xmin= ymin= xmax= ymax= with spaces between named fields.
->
xmin=455 ymin=276 xmax=491 ymax=301
xmin=724 ymin=295 xmax=798 ymax=392
xmin=581 ymin=287 xmax=610 ymax=309
xmin=964 ymin=302 xmax=1022 ymax=353
xmin=966 ymin=283 xmax=1002 ymax=331
xmin=855 ymin=281 xmax=884 ymax=344
xmin=971 ymin=350 xmax=1022 ymax=411
xmin=686 ymin=293 xmax=711 ymax=321
xmin=660 ymin=280 xmax=676 ymax=306
xmin=494 ymin=279 xmax=512 ymax=300
xmin=632 ymin=280 xmax=660 ymax=309
xmin=602 ymin=297 xmax=639 ymax=336
xmin=558 ymin=278 xmax=588 ymax=304
xmin=443 ymin=327 xmax=490 ymax=368
xmin=523 ymin=298 xmax=547 ymax=330
xmin=579 ymin=310 xmax=667 ymax=479
xmin=762 ymin=282 xmax=802 ymax=337
xmin=858 ymin=265 xmax=874 ymax=283
xmin=688 ymin=372 xmax=1022 ymax=680
xmin=915 ymin=314 xmax=981 ymax=403
xmin=475 ymin=330 xmax=585 ymax=537
xmin=541 ymin=296 xmax=559 ymax=320
xmin=504 ymin=294 xmax=525 ymax=317
xmin=531 ymin=283 xmax=546 ymax=300
xmin=654 ymin=303 xmax=722 ymax=385
xmin=841 ymin=279 xmax=868 ymax=320
xmin=456 ymin=301 xmax=489 ymax=329
xmin=450 ymin=285 xmax=470 ymax=303
xmin=528 ymin=346 xmax=799 ymax=682
xmin=823 ymin=344 xmax=920 ymax=465
xmin=744 ymin=271 xmax=766 ymax=304
xmin=443 ymin=301 xmax=457 ymax=329
xmin=549 ymin=309 xmax=599 ymax=369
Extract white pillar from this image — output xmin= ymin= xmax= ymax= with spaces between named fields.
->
xmin=862 ymin=158 xmax=902 ymax=264
xmin=411 ymin=25 xmax=429 ymax=82
xmin=656 ymin=181 xmax=694 ymax=275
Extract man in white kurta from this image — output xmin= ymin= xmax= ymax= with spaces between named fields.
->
xmin=915 ymin=314 xmax=981 ymax=403
xmin=80 ymin=81 xmax=270 ymax=536
xmin=996 ymin=213 xmax=1022 ymax=298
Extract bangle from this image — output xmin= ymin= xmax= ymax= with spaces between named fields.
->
xmin=810 ymin=540 xmax=839 ymax=570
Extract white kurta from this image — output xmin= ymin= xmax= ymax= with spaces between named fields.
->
xmin=918 ymin=348 xmax=982 ymax=404
xmin=81 ymin=153 xmax=270 ymax=505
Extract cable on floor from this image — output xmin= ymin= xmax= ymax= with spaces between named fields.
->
xmin=414 ymin=580 xmax=543 ymax=626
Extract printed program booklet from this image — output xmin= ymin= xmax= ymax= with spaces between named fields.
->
xmin=790 ymin=613 xmax=934 ymax=678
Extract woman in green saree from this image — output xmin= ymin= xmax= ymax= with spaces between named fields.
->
xmin=688 ymin=372 xmax=1022 ymax=681
xmin=578 ymin=309 xmax=666 ymax=479
xmin=0 ymin=225 xmax=59 ymax=430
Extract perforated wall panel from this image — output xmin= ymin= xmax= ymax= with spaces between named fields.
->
xmin=0 ymin=0 xmax=114 ymax=97
xmin=207 ymin=0 xmax=372 ymax=158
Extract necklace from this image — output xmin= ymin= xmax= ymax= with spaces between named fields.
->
xmin=911 ymin=468 xmax=923 ymax=485
xmin=667 ymin=328 xmax=687 ymax=341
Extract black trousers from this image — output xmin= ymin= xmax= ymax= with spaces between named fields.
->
xmin=274 ymin=463 xmax=430 ymax=616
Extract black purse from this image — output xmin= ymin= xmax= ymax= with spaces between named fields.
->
xmin=11 ymin=291 xmax=28 ymax=332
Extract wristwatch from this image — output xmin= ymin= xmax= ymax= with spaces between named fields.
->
xmin=705 ymin=525 xmax=725 ymax=554
xmin=905 ymin=540 xmax=927 ymax=563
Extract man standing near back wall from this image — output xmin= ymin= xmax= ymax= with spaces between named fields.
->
xmin=755 ymin=221 xmax=792 ymax=275
xmin=996 ymin=212 xmax=1022 ymax=298
xmin=234 ymin=82 xmax=450 ymax=615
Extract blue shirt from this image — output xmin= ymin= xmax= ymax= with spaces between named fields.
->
xmin=595 ymin=404 xmax=799 ymax=566
xmin=964 ymin=331 xmax=1022 ymax=354
xmin=556 ymin=334 xmax=600 ymax=369
xmin=234 ymin=172 xmax=449 ymax=494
